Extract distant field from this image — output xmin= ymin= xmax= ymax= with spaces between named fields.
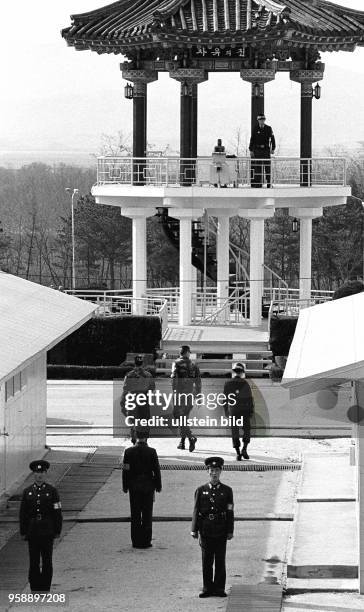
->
xmin=0 ymin=150 xmax=96 ymax=168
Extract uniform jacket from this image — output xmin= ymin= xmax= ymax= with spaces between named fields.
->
xmin=122 ymin=441 xmax=162 ymax=494
xmin=19 ymin=483 xmax=62 ymax=539
xmin=171 ymin=357 xmax=201 ymax=395
xmin=192 ymin=482 xmax=234 ymax=538
xmin=223 ymin=377 xmax=254 ymax=417
xmin=120 ymin=367 xmax=156 ymax=418
xmin=249 ymin=124 xmax=276 ymax=153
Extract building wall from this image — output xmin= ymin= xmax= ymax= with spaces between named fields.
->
xmin=0 ymin=353 xmax=47 ymax=497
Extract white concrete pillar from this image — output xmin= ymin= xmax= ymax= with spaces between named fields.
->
xmin=216 ymin=216 xmax=230 ymax=304
xmin=290 ymin=207 xmax=323 ymax=302
xmin=173 ymin=209 xmax=203 ymax=326
xmin=239 ymin=208 xmax=274 ymax=327
xmin=121 ymin=208 xmax=154 ymax=315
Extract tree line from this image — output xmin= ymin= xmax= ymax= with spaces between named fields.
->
xmin=0 ymin=153 xmax=363 ymax=291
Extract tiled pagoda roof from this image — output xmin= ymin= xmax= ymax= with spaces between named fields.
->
xmin=61 ymin=0 xmax=364 ymax=53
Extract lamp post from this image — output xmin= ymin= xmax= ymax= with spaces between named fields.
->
xmin=65 ymin=188 xmax=79 ymax=291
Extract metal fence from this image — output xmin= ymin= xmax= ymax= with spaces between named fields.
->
xmin=97 ymin=156 xmax=347 ymax=188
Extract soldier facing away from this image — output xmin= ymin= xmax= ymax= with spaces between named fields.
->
xmin=19 ymin=460 xmax=62 ymax=593
xmin=120 ymin=354 xmax=156 ymax=444
xmin=191 ymin=457 xmax=234 ymax=598
xmin=122 ymin=427 xmax=162 ymax=548
xmin=171 ymin=345 xmax=201 ymax=452
xmin=223 ymin=362 xmax=254 ymax=460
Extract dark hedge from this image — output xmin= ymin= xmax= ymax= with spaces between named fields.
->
xmin=269 ymin=315 xmax=298 ymax=358
xmin=47 ymin=365 xmax=156 ymax=380
xmin=48 ymin=316 xmax=162 ymax=366
xmin=333 ymin=280 xmax=364 ymax=300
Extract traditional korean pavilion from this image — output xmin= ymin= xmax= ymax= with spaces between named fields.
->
xmin=61 ymin=0 xmax=363 ymax=329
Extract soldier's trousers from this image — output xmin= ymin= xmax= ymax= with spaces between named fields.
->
xmin=251 ymin=153 xmax=271 ymax=187
xmin=28 ymin=536 xmax=54 ymax=592
xmin=200 ymin=536 xmax=227 ymax=592
xmin=129 ymin=489 xmax=154 ymax=547
xmin=173 ymin=404 xmax=194 ymax=439
xmin=231 ymin=415 xmax=251 ymax=448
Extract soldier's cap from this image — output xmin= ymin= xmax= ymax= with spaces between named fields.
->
xmin=29 ymin=460 xmax=50 ymax=473
xmin=232 ymin=362 xmax=245 ymax=371
xmin=135 ymin=426 xmax=149 ymax=439
xmin=257 ymin=114 xmax=266 ymax=120
xmin=134 ymin=354 xmax=144 ymax=366
xmin=205 ymin=456 xmax=224 ymax=469
xmin=180 ymin=345 xmax=191 ymax=355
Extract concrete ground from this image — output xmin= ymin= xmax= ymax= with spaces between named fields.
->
xmin=2 ymin=434 xmax=364 ymax=611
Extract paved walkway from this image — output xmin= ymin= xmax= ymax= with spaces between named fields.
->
xmin=0 ymin=439 xmax=299 ymax=611
xmin=1 ymin=438 xmax=363 ymax=612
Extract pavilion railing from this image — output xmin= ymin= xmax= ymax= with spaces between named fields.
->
xmin=96 ymin=156 xmax=347 ymax=188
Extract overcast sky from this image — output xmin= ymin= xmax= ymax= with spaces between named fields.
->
xmin=1 ymin=0 xmax=364 ymax=162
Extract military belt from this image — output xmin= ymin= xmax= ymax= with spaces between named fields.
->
xmin=201 ymin=512 xmax=226 ymax=521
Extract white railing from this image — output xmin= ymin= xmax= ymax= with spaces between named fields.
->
xmin=267 ymin=289 xmax=334 ymax=329
xmin=96 ymin=156 xmax=347 ymax=188
xmin=64 ymin=289 xmax=168 ymax=324
xmin=195 ymin=289 xmax=251 ymax=326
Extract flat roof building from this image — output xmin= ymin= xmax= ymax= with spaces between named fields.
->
xmin=0 ymin=272 xmax=96 ymax=497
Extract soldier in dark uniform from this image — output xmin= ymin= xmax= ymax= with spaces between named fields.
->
xmin=191 ymin=457 xmax=234 ymax=598
xmin=122 ymin=427 xmax=162 ymax=548
xmin=171 ymin=345 xmax=201 ymax=452
xmin=19 ymin=460 xmax=62 ymax=593
xmin=120 ymin=354 xmax=156 ymax=444
xmin=223 ymin=363 xmax=254 ymax=460
xmin=249 ymin=114 xmax=276 ymax=188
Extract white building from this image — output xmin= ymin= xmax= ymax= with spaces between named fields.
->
xmin=0 ymin=272 xmax=96 ymax=498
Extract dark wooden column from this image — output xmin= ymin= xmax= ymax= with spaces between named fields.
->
xmin=191 ymin=83 xmax=198 ymax=159
xmin=133 ymin=81 xmax=147 ymax=159
xmin=251 ymin=82 xmax=265 ymax=135
xmin=290 ymin=67 xmax=324 ymax=186
xmin=170 ymin=69 xmax=208 ymax=185
xmin=121 ymin=68 xmax=158 ymax=184
xmin=180 ymin=82 xmax=193 ymax=160
xmin=240 ymin=69 xmax=276 ymax=136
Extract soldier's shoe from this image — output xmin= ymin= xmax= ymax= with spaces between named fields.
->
xmin=199 ymin=591 xmax=213 ymax=598
xmin=189 ymin=436 xmax=197 ymax=452
xmin=236 ymin=451 xmax=242 ymax=461
xmin=177 ymin=439 xmax=185 ymax=450
xmin=241 ymin=446 xmax=250 ymax=460
xmin=214 ymin=591 xmax=227 ymax=597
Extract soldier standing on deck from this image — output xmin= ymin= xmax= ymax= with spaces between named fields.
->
xmin=122 ymin=427 xmax=162 ymax=548
xmin=223 ymin=363 xmax=254 ymax=460
xmin=171 ymin=345 xmax=201 ymax=452
xmin=19 ymin=460 xmax=62 ymax=593
xmin=191 ymin=457 xmax=234 ymax=598
xmin=120 ymin=354 xmax=156 ymax=444
xmin=249 ymin=114 xmax=276 ymax=188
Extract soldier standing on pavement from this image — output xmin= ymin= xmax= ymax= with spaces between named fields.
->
xmin=122 ymin=427 xmax=162 ymax=548
xmin=249 ymin=114 xmax=276 ymax=188
xmin=223 ymin=363 xmax=254 ymax=460
xmin=191 ymin=457 xmax=234 ymax=598
xmin=19 ymin=460 xmax=62 ymax=593
xmin=120 ymin=354 xmax=156 ymax=444
xmin=171 ymin=345 xmax=201 ymax=452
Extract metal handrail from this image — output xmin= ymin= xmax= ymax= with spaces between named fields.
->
xmin=96 ymin=156 xmax=347 ymax=188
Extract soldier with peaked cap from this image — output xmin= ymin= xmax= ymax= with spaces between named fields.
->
xmin=122 ymin=427 xmax=162 ymax=548
xmin=191 ymin=457 xmax=234 ymax=598
xmin=223 ymin=362 xmax=254 ymax=460
xmin=171 ymin=345 xmax=201 ymax=452
xmin=19 ymin=460 xmax=62 ymax=593
xmin=120 ymin=354 xmax=156 ymax=444
xmin=249 ymin=114 xmax=276 ymax=188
